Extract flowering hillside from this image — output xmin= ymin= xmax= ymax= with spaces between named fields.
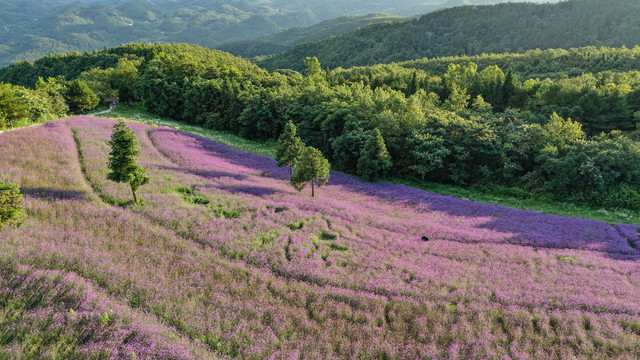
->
xmin=1 ymin=116 xmax=640 ymax=359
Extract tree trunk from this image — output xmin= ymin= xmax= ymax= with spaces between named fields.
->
xmin=289 ymin=165 xmax=293 ymax=178
xmin=311 ymin=179 xmax=315 ymax=197
xmin=131 ymin=184 xmax=138 ymax=204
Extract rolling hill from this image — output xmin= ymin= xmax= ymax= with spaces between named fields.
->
xmin=216 ymin=13 xmax=405 ymax=58
xmin=0 ymin=0 xmax=560 ymax=67
xmin=1 ymin=116 xmax=639 ymax=358
xmin=258 ymin=0 xmax=640 ymax=71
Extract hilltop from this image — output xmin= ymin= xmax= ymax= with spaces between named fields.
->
xmin=258 ymin=0 xmax=640 ymax=71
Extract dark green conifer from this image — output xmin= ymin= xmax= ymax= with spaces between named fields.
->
xmin=107 ymin=121 xmax=149 ymax=204
xmin=357 ymin=128 xmax=392 ymax=181
xmin=291 ymin=146 xmax=330 ymax=197
xmin=276 ymin=121 xmax=304 ymax=177
xmin=0 ymin=182 xmax=26 ymax=230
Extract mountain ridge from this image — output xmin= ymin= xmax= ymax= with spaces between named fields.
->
xmin=257 ymin=0 xmax=640 ymax=71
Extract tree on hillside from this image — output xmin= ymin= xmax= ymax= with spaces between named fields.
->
xmin=357 ymin=128 xmax=392 ymax=181
xmin=0 ymin=182 xmax=26 ymax=230
xmin=35 ymin=77 xmax=69 ymax=115
xmin=0 ymin=83 xmax=30 ymax=129
xmin=291 ymin=146 xmax=330 ymax=197
xmin=409 ymin=131 xmax=451 ymax=181
xmin=276 ymin=120 xmax=304 ymax=177
xmin=107 ymin=121 xmax=149 ymax=204
xmin=64 ymin=79 xmax=99 ymax=113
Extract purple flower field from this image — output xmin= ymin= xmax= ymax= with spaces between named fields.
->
xmin=1 ymin=116 xmax=640 ymax=359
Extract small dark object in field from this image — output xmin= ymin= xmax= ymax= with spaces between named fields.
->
xmin=421 ymin=236 xmax=429 ymax=242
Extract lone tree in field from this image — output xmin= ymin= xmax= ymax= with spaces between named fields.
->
xmin=0 ymin=182 xmax=26 ymax=230
xmin=357 ymin=128 xmax=392 ymax=181
xmin=276 ymin=120 xmax=304 ymax=177
xmin=107 ymin=121 xmax=149 ymax=203
xmin=291 ymin=146 xmax=330 ymax=197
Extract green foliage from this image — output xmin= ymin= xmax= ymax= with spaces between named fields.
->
xmin=218 ymin=13 xmax=405 ymax=58
xmin=5 ymin=41 xmax=640 ymax=211
xmin=276 ymin=121 xmax=305 ymax=176
xmin=409 ymin=131 xmax=451 ymax=181
xmin=107 ymin=121 xmax=149 ymax=203
xmin=259 ymin=0 xmax=639 ymax=72
xmin=64 ymin=79 xmax=99 ymax=113
xmin=291 ymin=146 xmax=331 ymax=197
xmin=0 ymin=83 xmax=30 ymax=129
xmin=0 ymin=183 xmax=26 ymax=230
xmin=357 ymin=128 xmax=392 ymax=181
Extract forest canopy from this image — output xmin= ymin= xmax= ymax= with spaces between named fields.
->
xmin=258 ymin=0 xmax=640 ymax=72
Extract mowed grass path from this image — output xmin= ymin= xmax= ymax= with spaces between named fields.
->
xmin=1 ymin=116 xmax=640 ymax=359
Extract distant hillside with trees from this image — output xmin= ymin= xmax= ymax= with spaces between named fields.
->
xmin=0 ymin=0 xmax=559 ymax=67
xmin=216 ymin=13 xmax=405 ymax=58
xmin=258 ymin=0 xmax=640 ymax=71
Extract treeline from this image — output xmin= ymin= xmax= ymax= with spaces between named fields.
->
xmin=0 ymin=79 xmax=68 ymax=129
xmin=4 ymin=43 xmax=640 ymax=210
xmin=330 ymin=59 xmax=640 ymax=134
xmin=401 ymin=46 xmax=640 ymax=80
xmin=258 ymin=0 xmax=640 ymax=72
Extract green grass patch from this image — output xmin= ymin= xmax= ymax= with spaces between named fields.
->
xmin=392 ymin=178 xmax=640 ymax=225
xmin=557 ymin=256 xmax=578 ymax=262
xmin=618 ymin=319 xmax=640 ymax=335
xmin=174 ymin=186 xmax=210 ymax=205
xmin=319 ymin=230 xmax=338 ymax=240
xmin=288 ymin=221 xmax=305 ymax=230
xmin=328 ymin=242 xmax=348 ymax=251
xmin=210 ymin=203 xmax=241 ymax=219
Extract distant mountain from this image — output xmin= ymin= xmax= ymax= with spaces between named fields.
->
xmin=257 ymin=0 xmax=639 ymax=72
xmin=216 ymin=13 xmax=405 ymax=58
xmin=0 ymin=0 xmax=558 ymax=67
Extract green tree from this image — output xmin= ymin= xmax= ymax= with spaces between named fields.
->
xmin=291 ymin=146 xmax=331 ymax=197
xmin=64 ymin=79 xmax=99 ymax=113
xmin=276 ymin=120 xmax=305 ymax=177
xmin=0 ymin=183 xmax=26 ymax=230
xmin=107 ymin=121 xmax=149 ymax=203
xmin=35 ymin=77 xmax=68 ymax=115
xmin=409 ymin=131 xmax=451 ymax=181
xmin=0 ymin=83 xmax=29 ymax=129
xmin=357 ymin=128 xmax=392 ymax=181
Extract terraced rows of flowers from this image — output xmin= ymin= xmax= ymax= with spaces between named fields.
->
xmin=1 ymin=116 xmax=640 ymax=359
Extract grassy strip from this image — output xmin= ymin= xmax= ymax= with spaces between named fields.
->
xmin=393 ymin=178 xmax=640 ymax=225
xmin=100 ymin=105 xmax=640 ymax=225
xmin=103 ymin=105 xmax=277 ymax=158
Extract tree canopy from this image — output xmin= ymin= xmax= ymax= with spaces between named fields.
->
xmin=107 ymin=121 xmax=150 ymax=204
xmin=291 ymin=147 xmax=331 ymax=197
xmin=0 ymin=183 xmax=26 ymax=230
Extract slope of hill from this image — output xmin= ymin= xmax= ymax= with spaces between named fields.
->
xmin=0 ymin=0 xmax=561 ymax=67
xmin=1 ymin=116 xmax=639 ymax=358
xmin=216 ymin=13 xmax=405 ymax=58
xmin=3 ymin=42 xmax=640 ymax=209
xmin=258 ymin=0 xmax=640 ymax=71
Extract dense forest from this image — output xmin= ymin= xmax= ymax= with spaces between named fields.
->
xmin=259 ymin=0 xmax=640 ymax=71
xmin=216 ymin=13 xmax=404 ymax=58
xmin=2 ymin=42 xmax=640 ymax=211
xmin=0 ymin=0 xmax=549 ymax=67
